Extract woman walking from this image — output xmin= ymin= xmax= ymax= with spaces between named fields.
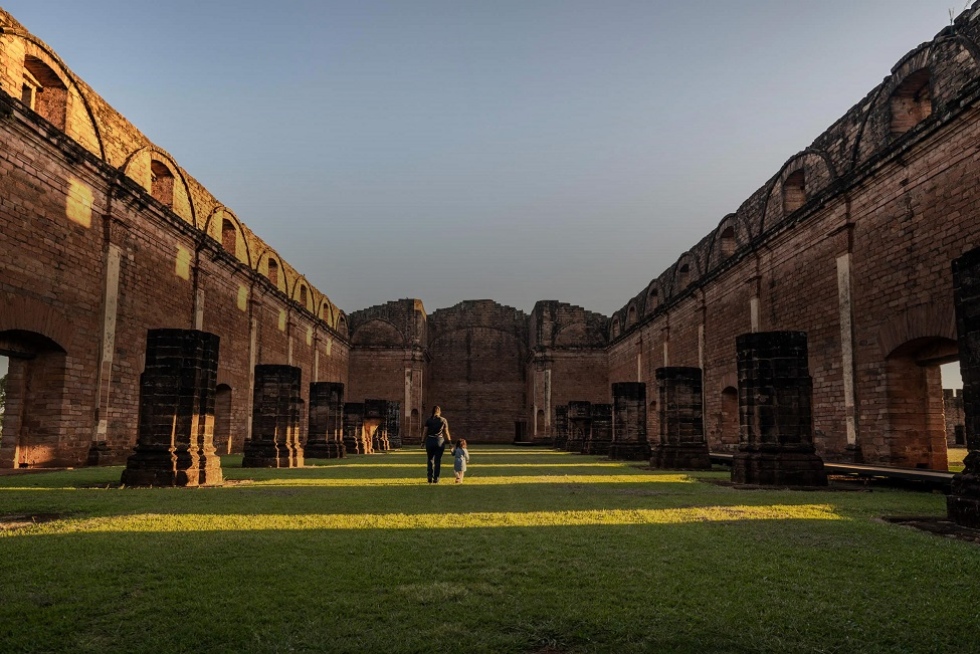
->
xmin=423 ymin=405 xmax=452 ymax=483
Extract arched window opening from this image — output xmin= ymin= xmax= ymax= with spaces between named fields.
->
xmin=720 ymin=226 xmax=736 ymax=258
xmin=890 ymin=69 xmax=932 ymax=135
xmin=535 ymin=408 xmax=545 ymax=436
xmin=783 ymin=170 xmax=806 ymax=214
xmin=221 ymin=219 xmax=236 ymax=255
xmin=299 ymin=286 xmax=308 ymax=307
xmin=677 ymin=263 xmax=691 ymax=290
xmin=627 ymin=306 xmax=637 ymax=328
xmin=611 ymin=319 xmax=621 ymax=340
xmin=23 ymin=56 xmax=68 ymax=131
xmin=150 ymin=160 xmax=175 ymax=208
xmin=267 ymin=259 xmax=279 ymax=287
xmin=647 ymin=287 xmax=659 ymax=313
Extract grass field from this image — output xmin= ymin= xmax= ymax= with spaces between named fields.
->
xmin=1 ymin=446 xmax=978 ymax=653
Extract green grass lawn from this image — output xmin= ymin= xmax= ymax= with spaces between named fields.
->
xmin=1 ymin=446 xmax=977 ymax=653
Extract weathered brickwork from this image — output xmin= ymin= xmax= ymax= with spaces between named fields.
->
xmin=5 ymin=7 xmax=980 ymax=467
xmin=0 ymin=10 xmax=348 ymax=467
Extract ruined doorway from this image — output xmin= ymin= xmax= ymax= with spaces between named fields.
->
xmin=719 ymin=386 xmax=739 ymax=449
xmin=214 ymin=384 xmax=232 ymax=454
xmin=0 ymin=330 xmax=69 ymax=468
xmin=883 ymin=337 xmax=956 ymax=470
xmin=0 ymin=355 xmax=8 ymax=446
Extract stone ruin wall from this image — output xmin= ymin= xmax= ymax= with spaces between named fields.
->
xmin=0 ymin=10 xmax=349 ymax=466
xmin=7 ymin=7 xmax=980 ymax=465
xmin=605 ymin=9 xmax=980 ymax=468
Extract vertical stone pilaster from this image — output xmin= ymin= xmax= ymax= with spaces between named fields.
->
xmin=305 ymin=382 xmax=346 ymax=459
xmin=343 ymin=403 xmax=368 ymax=454
xmin=242 ymin=365 xmax=304 ymax=468
xmin=949 ymin=247 xmax=980 ymax=527
xmin=732 ymin=331 xmax=827 ymax=486
xmin=610 ymin=382 xmax=649 ymax=460
xmin=565 ymin=402 xmax=592 ymax=453
xmin=120 ymin=329 xmax=223 ymax=487
xmin=584 ymin=403 xmax=613 ymax=456
xmin=553 ymin=405 xmax=568 ymax=450
xmin=385 ymin=400 xmax=402 ymax=449
xmin=651 ymin=367 xmax=710 ymax=469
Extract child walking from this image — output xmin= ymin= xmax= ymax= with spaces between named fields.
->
xmin=452 ymin=439 xmax=470 ymax=483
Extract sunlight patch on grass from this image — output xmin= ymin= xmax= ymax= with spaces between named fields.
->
xmin=4 ymin=504 xmax=843 ymax=536
xmin=232 ymin=474 xmax=694 ymax=487
xmin=319 ymin=463 xmax=629 ymax=469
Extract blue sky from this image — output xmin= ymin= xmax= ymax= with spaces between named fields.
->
xmin=4 ymin=0 xmax=961 ymax=316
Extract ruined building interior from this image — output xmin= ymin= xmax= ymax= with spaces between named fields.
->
xmin=3 ymin=5 xmax=980 ymax=481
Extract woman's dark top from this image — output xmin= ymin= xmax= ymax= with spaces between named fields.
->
xmin=425 ymin=416 xmax=448 ymax=438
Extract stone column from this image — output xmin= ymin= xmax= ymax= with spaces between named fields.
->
xmin=305 ymin=382 xmax=346 ymax=459
xmin=120 ymin=329 xmax=223 ymax=487
xmin=552 ymin=406 xmax=568 ymax=450
xmin=343 ymin=403 xmax=367 ymax=454
xmin=242 ymin=365 xmax=304 ymax=468
xmin=364 ymin=399 xmax=390 ymax=452
xmin=949 ymin=247 xmax=980 ymax=527
xmin=610 ymin=382 xmax=649 ymax=460
xmin=584 ymin=403 xmax=613 ymax=455
xmin=732 ymin=331 xmax=827 ymax=486
xmin=565 ymin=402 xmax=592 ymax=453
xmin=651 ymin=367 xmax=711 ymax=469
xmin=385 ymin=400 xmax=402 ymax=449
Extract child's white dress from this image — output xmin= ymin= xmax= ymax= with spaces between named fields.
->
xmin=453 ymin=446 xmax=470 ymax=473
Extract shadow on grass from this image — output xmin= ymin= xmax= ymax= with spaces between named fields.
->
xmin=1 ymin=519 xmax=978 ymax=654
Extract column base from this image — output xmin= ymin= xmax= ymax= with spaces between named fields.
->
xmin=732 ymin=445 xmax=827 ymax=486
xmin=650 ymin=443 xmax=711 ymax=470
xmin=121 ymin=446 xmax=223 ymax=487
xmin=242 ymin=442 xmax=303 ymax=468
xmin=608 ymin=442 xmax=651 ymax=461
xmin=582 ymin=440 xmax=612 ymax=456
xmin=565 ymin=438 xmax=585 ymax=453
xmin=303 ymin=442 xmax=347 ymax=459
xmin=87 ymin=442 xmax=128 ymax=466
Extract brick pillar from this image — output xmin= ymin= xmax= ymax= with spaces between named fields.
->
xmin=242 ymin=365 xmax=304 ymax=468
xmin=949 ymin=247 xmax=980 ymax=527
xmin=651 ymin=367 xmax=711 ymax=469
xmin=584 ymin=403 xmax=613 ymax=456
xmin=553 ymin=406 xmax=568 ymax=450
xmin=120 ymin=329 xmax=223 ymax=487
xmin=732 ymin=331 xmax=827 ymax=486
xmin=385 ymin=400 xmax=402 ymax=449
xmin=305 ymin=382 xmax=346 ymax=459
xmin=610 ymin=382 xmax=649 ymax=460
xmin=565 ymin=402 xmax=592 ymax=453
xmin=343 ymin=403 xmax=368 ymax=454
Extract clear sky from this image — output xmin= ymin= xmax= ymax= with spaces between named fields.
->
xmin=4 ymin=0 xmax=961 ymax=316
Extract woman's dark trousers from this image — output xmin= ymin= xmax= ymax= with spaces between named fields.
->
xmin=426 ymin=441 xmax=446 ymax=483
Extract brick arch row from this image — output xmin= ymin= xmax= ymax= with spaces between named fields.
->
xmin=0 ymin=16 xmax=347 ymax=337
xmin=609 ymin=22 xmax=980 ymax=342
